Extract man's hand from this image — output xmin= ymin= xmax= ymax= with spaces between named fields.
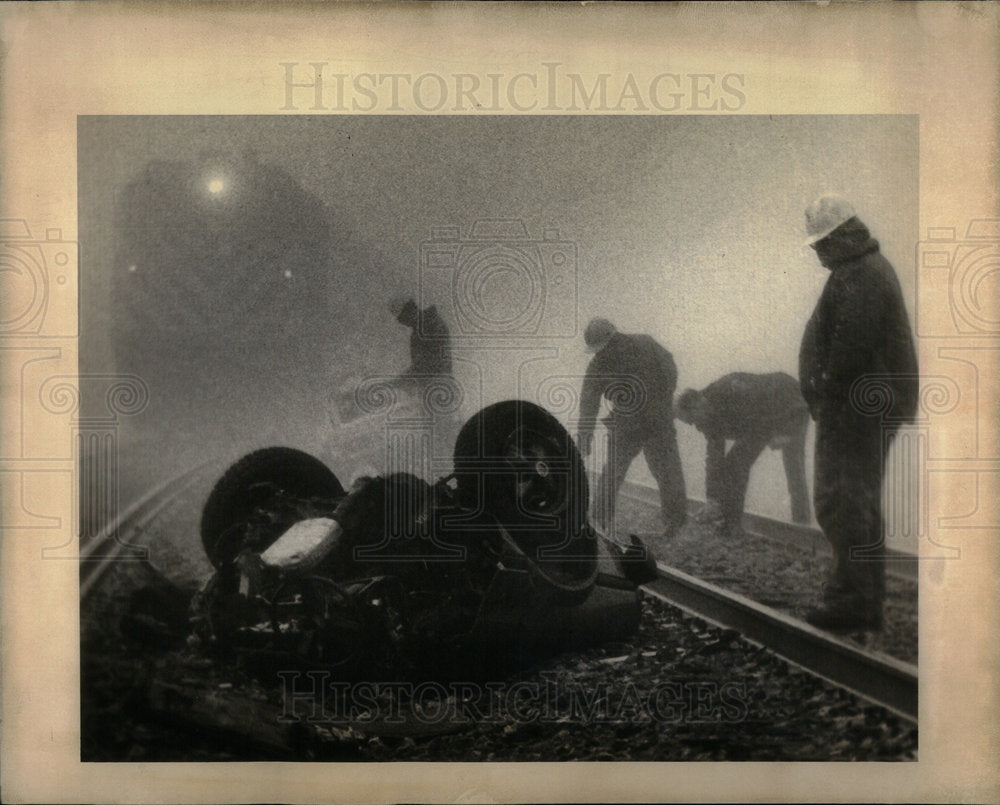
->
xmin=577 ymin=431 xmax=593 ymax=456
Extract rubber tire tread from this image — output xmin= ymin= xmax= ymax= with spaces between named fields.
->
xmin=453 ymin=400 xmax=594 ymax=596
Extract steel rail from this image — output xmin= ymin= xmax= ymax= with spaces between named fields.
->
xmin=620 ymin=480 xmax=919 ymax=583
xmin=79 ymin=462 xmax=216 ymax=599
xmin=643 ymin=563 xmax=918 ymax=723
xmin=80 ymin=462 xmax=918 ymax=721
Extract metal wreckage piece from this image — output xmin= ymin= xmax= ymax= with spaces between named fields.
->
xmin=190 ymin=400 xmax=657 ymax=679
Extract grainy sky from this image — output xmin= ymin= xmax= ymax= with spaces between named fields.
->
xmin=79 ymin=115 xmax=918 ymax=525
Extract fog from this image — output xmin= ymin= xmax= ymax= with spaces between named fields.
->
xmin=79 ymin=115 xmax=918 ymax=540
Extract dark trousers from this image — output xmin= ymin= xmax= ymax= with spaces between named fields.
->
xmin=781 ymin=413 xmax=812 ymax=524
xmin=597 ymin=420 xmax=687 ymax=537
xmin=707 ymin=412 xmax=811 ymax=528
xmin=814 ymin=410 xmax=895 ymax=605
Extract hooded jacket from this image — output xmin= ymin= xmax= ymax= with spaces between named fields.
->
xmin=579 ymin=332 xmax=677 ymax=438
xmin=799 ymin=217 xmax=918 ymax=423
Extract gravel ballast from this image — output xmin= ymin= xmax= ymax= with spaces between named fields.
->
xmin=80 ymin=472 xmax=917 ymax=761
xmin=613 ymin=495 xmax=918 ymax=665
xmin=82 ymin=566 xmax=917 ymax=761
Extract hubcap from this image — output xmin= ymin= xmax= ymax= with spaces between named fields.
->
xmin=503 ymin=427 xmax=568 ymax=517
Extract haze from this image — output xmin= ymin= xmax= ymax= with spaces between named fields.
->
xmin=78 ymin=115 xmax=918 ymax=542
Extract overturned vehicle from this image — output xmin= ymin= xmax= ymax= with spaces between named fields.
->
xmin=191 ymin=400 xmax=656 ymax=680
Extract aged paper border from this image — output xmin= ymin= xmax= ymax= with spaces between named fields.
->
xmin=2 ymin=2 xmax=998 ymax=802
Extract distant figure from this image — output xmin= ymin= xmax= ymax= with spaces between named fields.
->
xmin=799 ymin=195 xmax=918 ymax=631
xmin=675 ymin=372 xmax=811 ymax=535
xmin=387 ymin=295 xmax=459 ymax=460
xmin=577 ymin=318 xmax=686 ymax=539
xmin=388 ymin=295 xmax=453 ymax=391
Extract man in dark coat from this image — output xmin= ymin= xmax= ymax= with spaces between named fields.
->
xmin=389 ymin=295 xmax=453 ymax=386
xmin=577 ymin=318 xmax=686 ymax=539
xmin=387 ymin=295 xmax=458 ymax=456
xmin=798 ymin=195 xmax=918 ymax=630
xmin=675 ymin=372 xmax=811 ymax=534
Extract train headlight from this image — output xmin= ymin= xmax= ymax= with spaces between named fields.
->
xmin=206 ymin=176 xmax=227 ymax=196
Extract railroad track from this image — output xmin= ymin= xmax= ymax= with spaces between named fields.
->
xmin=621 ymin=480 xmax=919 ymax=583
xmin=641 ymin=564 xmax=917 ymax=723
xmin=79 ymin=462 xmax=218 ymax=599
xmin=615 ymin=481 xmax=917 ymax=722
xmin=81 ymin=462 xmax=917 ymax=727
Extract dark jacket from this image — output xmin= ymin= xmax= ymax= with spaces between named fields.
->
xmin=406 ymin=305 xmax=453 ymax=379
xmin=696 ymin=372 xmax=808 ymax=441
xmin=799 ymin=218 xmax=918 ymax=423
xmin=580 ymin=332 xmax=677 ymax=438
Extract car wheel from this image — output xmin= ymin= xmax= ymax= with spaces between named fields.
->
xmin=200 ymin=447 xmax=345 ymax=569
xmin=453 ymin=400 xmax=596 ymax=599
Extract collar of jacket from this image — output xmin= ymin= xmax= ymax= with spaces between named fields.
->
xmin=815 ymin=217 xmax=880 ymax=270
xmin=821 ymin=239 xmax=880 ymax=270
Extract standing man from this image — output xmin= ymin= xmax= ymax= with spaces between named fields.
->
xmin=577 ymin=318 xmax=687 ymax=539
xmin=798 ymin=195 xmax=918 ymax=630
xmin=675 ymin=371 xmax=811 ymax=535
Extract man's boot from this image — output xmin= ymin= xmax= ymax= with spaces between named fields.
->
xmin=805 ymin=589 xmax=883 ymax=631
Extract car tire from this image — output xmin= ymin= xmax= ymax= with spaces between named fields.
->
xmin=200 ymin=447 xmax=345 ymax=569
xmin=453 ymin=400 xmax=596 ymax=599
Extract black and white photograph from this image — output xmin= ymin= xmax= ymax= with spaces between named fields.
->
xmin=77 ymin=113 xmax=920 ymax=762
xmin=2 ymin=3 xmax=998 ymax=802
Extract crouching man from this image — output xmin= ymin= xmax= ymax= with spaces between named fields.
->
xmin=676 ymin=371 xmax=811 ymax=536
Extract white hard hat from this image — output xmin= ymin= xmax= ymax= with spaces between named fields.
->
xmin=388 ymin=294 xmax=414 ymax=319
xmin=804 ymin=194 xmax=856 ymax=245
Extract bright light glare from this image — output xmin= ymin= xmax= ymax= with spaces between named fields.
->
xmin=207 ymin=177 xmax=226 ymax=195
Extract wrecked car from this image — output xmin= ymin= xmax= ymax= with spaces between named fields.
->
xmin=191 ymin=400 xmax=656 ymax=679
